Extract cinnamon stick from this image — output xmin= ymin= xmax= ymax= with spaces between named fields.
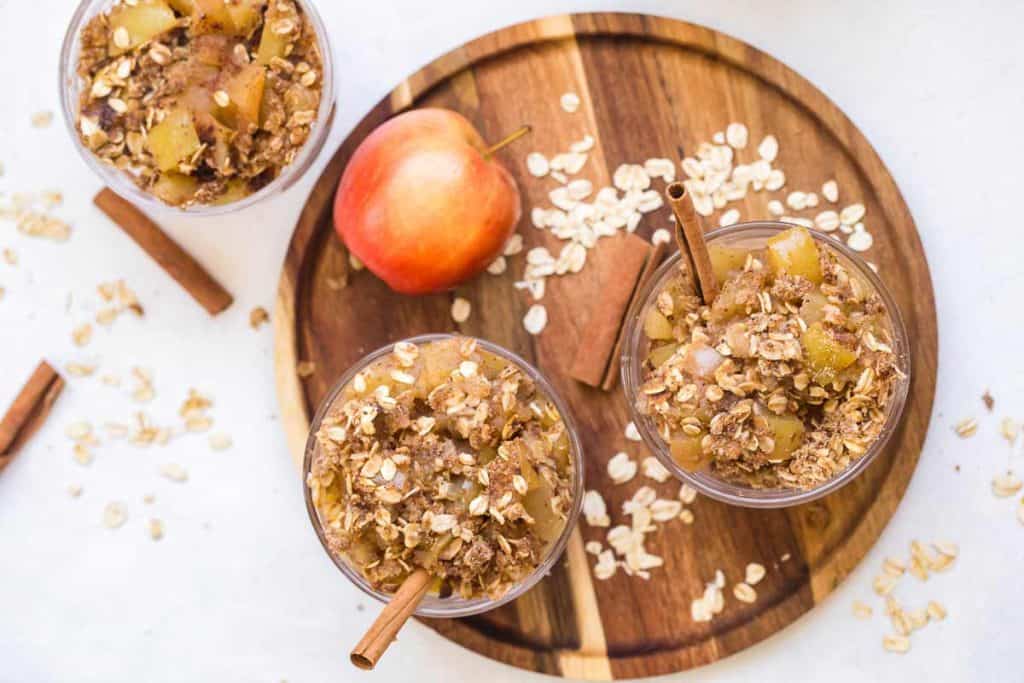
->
xmin=601 ymin=240 xmax=669 ymax=391
xmin=350 ymin=568 xmax=431 ymax=670
xmin=93 ymin=188 xmax=234 ymax=315
xmin=569 ymin=233 xmax=652 ymax=387
xmin=0 ymin=361 xmax=65 ymax=473
xmin=665 ymin=182 xmax=718 ymax=304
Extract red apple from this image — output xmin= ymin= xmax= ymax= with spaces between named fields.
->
xmin=333 ymin=108 xmax=522 ymax=294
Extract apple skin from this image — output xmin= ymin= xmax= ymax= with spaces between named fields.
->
xmin=333 ymin=108 xmax=522 ymax=295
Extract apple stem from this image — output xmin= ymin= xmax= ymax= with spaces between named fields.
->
xmin=482 ymin=125 xmax=532 ymax=159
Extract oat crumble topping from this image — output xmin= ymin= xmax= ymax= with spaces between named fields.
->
xmin=308 ymin=337 xmax=575 ymax=599
xmin=636 ymin=226 xmax=902 ymax=490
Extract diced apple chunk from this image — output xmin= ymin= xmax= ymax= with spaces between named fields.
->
xmin=255 ymin=18 xmax=290 ymax=64
xmin=225 ymin=0 xmax=266 ymax=37
xmin=766 ymin=227 xmax=823 ymax=284
xmin=191 ymin=0 xmax=234 ymax=34
xmin=146 ymin=107 xmax=201 ymax=172
xmin=644 ymin=309 xmax=673 ymax=340
xmin=108 ymin=0 xmax=177 ymax=56
xmin=708 ymin=244 xmax=749 ymax=283
xmin=801 ymin=322 xmax=857 ymax=384
xmin=211 ymin=179 xmax=249 ymax=205
xmin=166 ymin=0 xmax=195 ymax=14
xmin=670 ymin=434 xmax=708 ymax=472
xmin=799 ymin=290 xmax=830 ymax=325
xmin=763 ymin=414 xmax=805 ymax=462
xmin=217 ymin=64 xmax=266 ymax=132
xmin=151 ymin=172 xmax=198 ymax=206
xmin=647 ymin=343 xmax=678 ymax=368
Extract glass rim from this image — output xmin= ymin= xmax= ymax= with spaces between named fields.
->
xmin=621 ymin=221 xmax=912 ymax=509
xmin=58 ymin=0 xmax=336 ymax=217
xmin=301 ymin=333 xmax=585 ymax=618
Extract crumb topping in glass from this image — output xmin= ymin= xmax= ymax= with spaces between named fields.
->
xmin=637 ymin=226 xmax=902 ymax=490
xmin=75 ymin=0 xmax=323 ymax=207
xmin=308 ymin=337 xmax=575 ymax=600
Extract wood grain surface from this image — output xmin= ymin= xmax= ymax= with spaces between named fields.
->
xmin=273 ymin=13 xmax=938 ymax=679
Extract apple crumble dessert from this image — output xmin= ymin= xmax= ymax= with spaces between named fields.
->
xmin=307 ymin=337 xmax=576 ymax=600
xmin=636 ymin=226 xmax=902 ymax=490
xmin=74 ymin=0 xmax=324 ymax=207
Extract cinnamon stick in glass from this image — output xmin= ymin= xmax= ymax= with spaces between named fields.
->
xmin=350 ymin=568 xmax=431 ymax=670
xmin=665 ymin=182 xmax=719 ymax=304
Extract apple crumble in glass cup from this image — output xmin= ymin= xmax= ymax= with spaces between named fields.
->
xmin=303 ymin=334 xmax=584 ymax=617
xmin=621 ymin=222 xmax=911 ymax=508
xmin=58 ymin=0 xmax=335 ymax=215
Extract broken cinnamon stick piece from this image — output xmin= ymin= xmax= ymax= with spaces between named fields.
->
xmin=665 ymin=182 xmax=718 ymax=304
xmin=0 ymin=361 xmax=65 ymax=474
xmin=93 ymin=188 xmax=234 ymax=315
xmin=601 ymin=240 xmax=668 ymax=391
xmin=569 ymin=234 xmax=651 ymax=387
xmin=350 ymin=568 xmax=431 ymax=670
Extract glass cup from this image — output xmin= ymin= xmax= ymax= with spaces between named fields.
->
xmin=621 ymin=222 xmax=912 ymax=509
xmin=302 ymin=334 xmax=585 ymax=617
xmin=58 ymin=0 xmax=336 ymax=216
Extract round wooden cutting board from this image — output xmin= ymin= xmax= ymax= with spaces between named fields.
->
xmin=274 ymin=13 xmax=938 ymax=680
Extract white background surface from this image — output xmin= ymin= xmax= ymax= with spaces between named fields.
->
xmin=1 ymin=1 xmax=1022 ymax=682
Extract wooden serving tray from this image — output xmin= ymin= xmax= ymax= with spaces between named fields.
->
xmin=274 ymin=13 xmax=937 ymax=679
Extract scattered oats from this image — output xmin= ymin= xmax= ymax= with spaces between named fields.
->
xmin=805 ymin=192 xmax=819 ymax=208
xmin=593 ymin=550 xmax=617 ymax=580
xmin=650 ymin=499 xmax=682 ymax=522
xmin=72 ymin=323 xmax=93 ymax=347
xmin=503 ymin=233 xmax=524 ymax=256
xmin=725 ymin=123 xmax=749 ymax=149
xmin=451 ymin=297 xmax=471 ymax=323
xmin=933 ymin=541 xmax=958 ymax=558
xmin=719 ymin=208 xmax=740 ymax=227
xmin=926 ymin=600 xmax=947 ymax=621
xmin=1018 ymin=499 xmax=1024 ymax=526
xmin=65 ymin=362 xmax=96 ymax=377
xmin=765 ymin=169 xmax=786 ymax=191
xmin=767 ymin=199 xmax=785 ymax=216
xmin=786 ymin=191 xmax=808 ymax=211
xmin=757 ymin=135 xmax=778 ymax=162
xmin=296 ymin=361 xmax=316 ymax=378
xmin=143 ymin=494 xmax=155 ymax=505
xmin=31 ymin=111 xmax=53 ymax=128
xmin=679 ymin=509 xmax=694 ymax=524
xmin=745 ymin=562 xmax=766 ymax=585
xmin=160 ymin=463 xmax=188 ymax=483
xmin=882 ymin=634 xmax=910 ymax=654
xmin=208 ymin=433 xmax=233 ymax=451
xmin=712 ymin=131 xmax=725 ymax=144
xmin=651 ymin=228 xmax=672 ymax=245
xmin=992 ymin=471 xmax=1022 ymax=498
xmin=1000 ymin=418 xmax=1018 ymax=445
xmin=847 ymin=228 xmax=873 ymax=252
xmin=733 ymin=582 xmax=757 ymax=603
xmin=2 ymin=248 xmax=16 ymax=265
xmin=780 ymin=553 xmax=791 ymax=562
xmin=103 ymin=502 xmax=127 ymax=529
xmin=624 ymin=421 xmax=642 ymax=442
xmin=147 ymin=518 xmax=165 ymax=541
xmin=526 ymin=152 xmax=550 ymax=178
xmin=607 ymin=451 xmax=638 ymax=484
xmin=954 ymin=417 xmax=978 ymax=438
xmin=883 ymin=557 xmax=907 ymax=577
xmin=72 ymin=443 xmax=93 ymax=465
xmin=873 ymin=574 xmax=896 ymax=596
xmin=814 ymin=210 xmax=840 ymax=232
xmin=571 ymin=135 xmax=596 ymax=153
xmin=68 ymin=483 xmax=83 ymax=498
xmin=523 ymin=304 xmax=547 ymax=335
xmin=822 ymin=179 xmax=838 ymax=203
xmin=66 ymin=421 xmax=93 ymax=441
xmin=583 ymin=490 xmax=611 ymax=527
xmin=839 ymin=203 xmax=866 ymax=225
xmin=249 ymin=306 xmax=270 ymax=329
xmin=853 ymin=600 xmax=873 ymax=619
xmin=678 ymin=483 xmax=698 ymax=504
xmin=641 ymin=456 xmax=672 ymax=483
xmin=644 ymin=158 xmax=676 ymax=182
xmin=584 ymin=541 xmax=603 ymax=555
xmin=560 ymin=92 xmax=581 ymax=113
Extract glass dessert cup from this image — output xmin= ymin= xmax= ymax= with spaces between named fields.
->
xmin=303 ymin=334 xmax=585 ymax=618
xmin=621 ymin=222 xmax=911 ymax=509
xmin=58 ymin=0 xmax=335 ymax=216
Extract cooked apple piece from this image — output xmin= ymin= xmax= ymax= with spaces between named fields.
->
xmin=191 ymin=0 xmax=234 ymax=33
xmin=647 ymin=342 xmax=678 ymax=368
xmin=192 ymin=33 xmax=235 ymax=66
xmin=644 ymin=308 xmax=674 ymax=340
xmin=801 ymin=322 xmax=857 ymax=384
xmin=763 ymin=414 xmax=805 ymax=462
xmin=522 ymin=478 xmax=562 ymax=542
xmin=211 ymin=179 xmax=250 ymax=205
xmin=166 ymin=0 xmax=195 ymax=14
xmin=709 ymin=270 xmax=764 ymax=323
xmin=107 ymin=0 xmax=177 ymax=56
xmin=420 ymin=342 xmax=463 ymax=388
xmin=799 ymin=290 xmax=830 ymax=325
xmin=255 ymin=17 xmax=290 ymax=64
xmin=225 ymin=0 xmax=266 ymax=37
xmin=708 ymin=244 xmax=749 ymax=282
xmin=766 ymin=226 xmax=823 ymax=284
xmin=217 ymin=64 xmax=266 ymax=132
xmin=151 ymin=172 xmax=198 ymax=206
xmin=670 ymin=433 xmax=708 ymax=472
xmin=146 ymin=107 xmax=201 ymax=172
